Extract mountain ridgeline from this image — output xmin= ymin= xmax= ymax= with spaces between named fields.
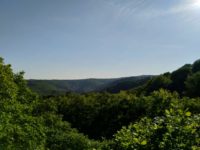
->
xmin=133 ymin=59 xmax=200 ymax=97
xmin=27 ymin=75 xmax=153 ymax=95
xmin=27 ymin=78 xmax=115 ymax=95
xmin=0 ymin=57 xmax=200 ymax=150
xmin=27 ymin=59 xmax=200 ymax=98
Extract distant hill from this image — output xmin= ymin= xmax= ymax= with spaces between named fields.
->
xmin=131 ymin=59 xmax=200 ymax=97
xmin=27 ymin=78 xmax=116 ymax=95
xmin=27 ymin=76 xmax=152 ymax=95
xmin=100 ymin=75 xmax=153 ymax=93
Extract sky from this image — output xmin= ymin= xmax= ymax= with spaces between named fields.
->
xmin=1 ymin=0 xmax=200 ymax=79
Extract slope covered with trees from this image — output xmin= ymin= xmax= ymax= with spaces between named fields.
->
xmin=27 ymin=78 xmax=116 ymax=95
xmin=0 ymin=57 xmax=108 ymax=149
xmin=27 ymin=76 xmax=152 ymax=96
xmin=100 ymin=75 xmax=153 ymax=93
xmin=0 ymin=57 xmax=200 ymax=149
xmin=132 ymin=59 xmax=200 ymax=97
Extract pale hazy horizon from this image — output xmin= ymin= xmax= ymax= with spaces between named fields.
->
xmin=1 ymin=0 xmax=200 ymax=79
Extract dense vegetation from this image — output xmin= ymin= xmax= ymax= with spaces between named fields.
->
xmin=27 ymin=78 xmax=116 ymax=95
xmin=27 ymin=76 xmax=152 ymax=95
xmin=0 ymin=57 xmax=200 ymax=149
xmin=132 ymin=60 xmax=200 ymax=97
xmin=100 ymin=75 xmax=152 ymax=93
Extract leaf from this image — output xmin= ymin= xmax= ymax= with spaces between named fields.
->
xmin=165 ymin=110 xmax=170 ymax=115
xmin=133 ymin=138 xmax=139 ymax=143
xmin=185 ymin=112 xmax=191 ymax=117
xmin=141 ymin=140 xmax=147 ymax=145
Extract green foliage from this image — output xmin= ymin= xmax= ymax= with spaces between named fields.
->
xmin=145 ymin=89 xmax=179 ymax=117
xmin=170 ymin=64 xmax=192 ymax=94
xmin=1 ymin=56 xmax=200 ymax=149
xmin=0 ymin=58 xmax=18 ymax=100
xmin=0 ymin=57 xmax=101 ymax=149
xmin=14 ymin=72 xmax=38 ymax=103
xmin=0 ymin=101 xmax=46 ymax=149
xmin=0 ymin=58 xmax=46 ymax=149
xmin=145 ymin=75 xmax=172 ymax=94
xmin=185 ymin=72 xmax=200 ymax=97
xmin=25 ymin=58 xmax=200 ymax=99
xmin=27 ymin=76 xmax=152 ymax=96
xmin=41 ymin=89 xmax=200 ymax=140
xmin=192 ymin=59 xmax=200 ymax=73
xmin=102 ymin=76 xmax=152 ymax=93
xmin=27 ymin=79 xmax=116 ymax=95
xmin=132 ymin=59 xmax=200 ymax=98
xmin=114 ymin=100 xmax=200 ymax=150
xmin=42 ymin=113 xmax=93 ymax=150
xmin=54 ymin=92 xmax=147 ymax=139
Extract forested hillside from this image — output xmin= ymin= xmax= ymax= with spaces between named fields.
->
xmin=0 ymin=57 xmax=200 ymax=149
xmin=132 ymin=59 xmax=200 ymax=97
xmin=27 ymin=78 xmax=116 ymax=95
xmin=101 ymin=75 xmax=153 ymax=93
xmin=27 ymin=76 xmax=152 ymax=95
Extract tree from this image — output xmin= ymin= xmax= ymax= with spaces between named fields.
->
xmin=145 ymin=75 xmax=172 ymax=94
xmin=0 ymin=57 xmax=100 ymax=149
xmin=192 ymin=59 xmax=200 ymax=73
xmin=114 ymin=99 xmax=200 ymax=150
xmin=185 ymin=72 xmax=200 ymax=97
xmin=0 ymin=57 xmax=18 ymax=100
xmin=170 ymin=64 xmax=192 ymax=94
xmin=0 ymin=57 xmax=46 ymax=149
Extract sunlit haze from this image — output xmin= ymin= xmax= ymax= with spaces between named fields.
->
xmin=1 ymin=0 xmax=200 ymax=79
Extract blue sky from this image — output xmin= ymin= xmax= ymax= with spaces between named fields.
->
xmin=1 ymin=0 xmax=200 ymax=79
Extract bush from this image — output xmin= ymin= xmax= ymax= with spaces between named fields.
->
xmin=185 ymin=72 xmax=200 ymax=97
xmin=114 ymin=100 xmax=200 ymax=150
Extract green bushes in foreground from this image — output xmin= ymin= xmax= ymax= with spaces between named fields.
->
xmin=114 ymin=100 xmax=200 ymax=150
xmin=0 ymin=57 xmax=101 ymax=150
xmin=0 ymin=57 xmax=200 ymax=149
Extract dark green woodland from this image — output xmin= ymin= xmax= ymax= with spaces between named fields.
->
xmin=0 ymin=57 xmax=200 ymax=149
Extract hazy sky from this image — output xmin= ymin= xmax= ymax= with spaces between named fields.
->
xmin=1 ymin=0 xmax=200 ymax=79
